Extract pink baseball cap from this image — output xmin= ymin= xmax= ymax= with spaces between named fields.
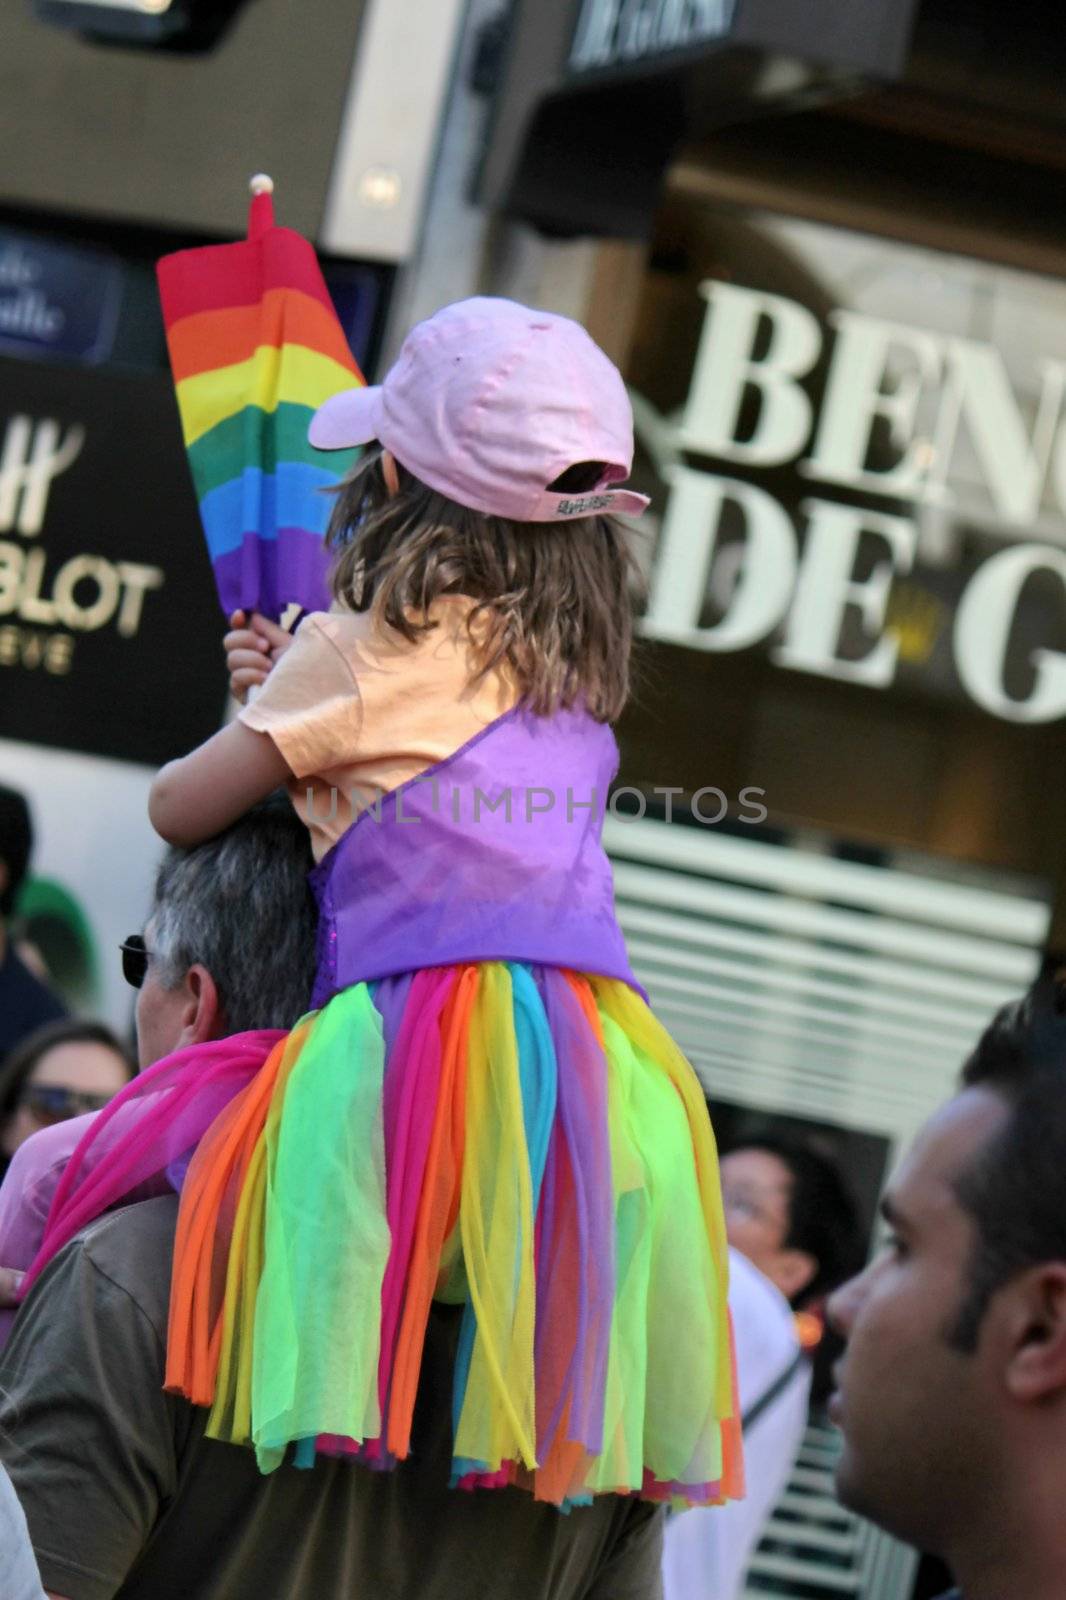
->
xmin=309 ymin=297 xmax=649 ymax=522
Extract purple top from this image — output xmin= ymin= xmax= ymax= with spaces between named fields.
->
xmin=308 ymin=705 xmax=639 ymax=1007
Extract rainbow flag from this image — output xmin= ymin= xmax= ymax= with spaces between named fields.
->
xmin=157 ymin=183 xmax=363 ymax=621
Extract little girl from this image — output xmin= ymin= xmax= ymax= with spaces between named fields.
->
xmin=24 ymin=298 xmax=741 ymax=1510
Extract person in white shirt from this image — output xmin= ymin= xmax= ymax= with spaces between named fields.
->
xmin=664 ymin=1138 xmax=860 ymax=1600
xmin=1 ymin=1461 xmax=46 ymax=1600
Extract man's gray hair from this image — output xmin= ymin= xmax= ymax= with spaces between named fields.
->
xmin=150 ymin=794 xmax=318 ymax=1032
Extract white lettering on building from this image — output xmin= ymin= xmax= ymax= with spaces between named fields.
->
xmin=0 ymin=415 xmax=84 ymax=537
xmin=571 ymin=0 xmax=735 ymax=72
xmin=953 ymin=547 xmax=1066 ymax=723
xmin=642 ymin=281 xmax=1066 ymax=723
xmin=0 ymin=414 xmax=164 ymax=662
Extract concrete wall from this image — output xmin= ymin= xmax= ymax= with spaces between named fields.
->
xmin=0 ymin=0 xmax=369 ymax=239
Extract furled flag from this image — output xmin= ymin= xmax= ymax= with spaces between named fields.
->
xmin=157 ymin=176 xmax=363 ymax=621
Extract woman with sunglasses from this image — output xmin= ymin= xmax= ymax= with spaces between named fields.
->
xmin=0 ymin=1020 xmax=135 ymax=1185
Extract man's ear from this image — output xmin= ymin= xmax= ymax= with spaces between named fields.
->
xmin=1002 ymin=1263 xmax=1066 ymax=1403
xmin=180 ymin=963 xmax=224 ymax=1047
xmin=774 ymin=1248 xmax=818 ymax=1303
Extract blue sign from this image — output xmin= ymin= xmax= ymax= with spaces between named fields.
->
xmin=0 ymin=231 xmax=123 ymax=365
xmin=322 ymin=264 xmax=384 ymax=374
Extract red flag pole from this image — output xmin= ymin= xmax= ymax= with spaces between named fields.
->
xmin=248 ymin=172 xmax=275 ymax=239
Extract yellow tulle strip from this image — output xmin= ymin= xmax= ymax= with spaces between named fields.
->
xmin=591 ymin=978 xmax=736 ymax=1494
xmin=454 ymin=964 xmax=538 ymax=1471
xmin=206 ymin=1022 xmax=310 ymax=1446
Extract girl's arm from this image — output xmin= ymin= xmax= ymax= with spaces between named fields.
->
xmin=150 ymin=609 xmax=300 ymax=846
xmin=149 ymin=720 xmax=292 ymax=846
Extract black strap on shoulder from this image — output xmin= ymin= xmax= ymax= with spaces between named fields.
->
xmin=741 ymin=1347 xmax=807 ymax=1434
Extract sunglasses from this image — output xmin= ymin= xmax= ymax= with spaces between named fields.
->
xmin=120 ymin=934 xmax=149 ymax=989
xmin=20 ymin=1084 xmax=116 ymax=1124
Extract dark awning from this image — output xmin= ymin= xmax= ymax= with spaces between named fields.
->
xmin=478 ymin=0 xmax=920 ymax=237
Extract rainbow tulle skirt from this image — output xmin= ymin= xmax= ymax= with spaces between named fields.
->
xmin=30 ymin=964 xmax=742 ymax=1507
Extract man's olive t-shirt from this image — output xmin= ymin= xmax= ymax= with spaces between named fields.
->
xmin=0 ymin=1198 xmax=663 ymax=1600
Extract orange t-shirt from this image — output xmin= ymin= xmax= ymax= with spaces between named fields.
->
xmin=239 ymin=598 xmax=519 ymax=860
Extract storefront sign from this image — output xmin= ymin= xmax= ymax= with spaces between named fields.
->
xmin=0 ymin=358 xmax=226 ymax=764
xmin=570 ymin=0 xmax=735 ymax=71
xmin=0 ymin=232 xmax=122 ymax=365
xmin=643 ymin=281 xmax=1066 ymax=723
xmin=481 ymin=0 xmax=916 ymax=238
xmin=322 ymin=264 xmax=385 ymax=372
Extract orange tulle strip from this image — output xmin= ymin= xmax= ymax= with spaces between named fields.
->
xmin=165 ymin=1023 xmax=311 ymax=1404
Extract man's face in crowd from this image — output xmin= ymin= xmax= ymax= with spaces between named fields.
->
xmin=827 ymin=1088 xmax=1009 ymax=1553
xmin=133 ymin=919 xmax=190 ymax=1070
xmin=720 ymin=1147 xmax=814 ymax=1302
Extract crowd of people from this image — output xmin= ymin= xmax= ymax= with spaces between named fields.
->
xmin=2 ymin=299 xmax=1065 ymax=1600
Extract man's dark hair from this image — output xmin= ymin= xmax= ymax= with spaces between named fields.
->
xmin=950 ymin=978 xmax=1066 ymax=1350
xmin=0 ymin=785 xmax=33 ymax=921
xmin=728 ymin=1134 xmax=862 ymax=1305
xmin=150 ymin=794 xmax=317 ymax=1033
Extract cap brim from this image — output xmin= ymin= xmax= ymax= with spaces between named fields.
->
xmin=308 ymin=384 xmax=383 ymax=450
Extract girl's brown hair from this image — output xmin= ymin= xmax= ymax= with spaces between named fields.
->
xmin=326 ymin=447 xmax=642 ymax=723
